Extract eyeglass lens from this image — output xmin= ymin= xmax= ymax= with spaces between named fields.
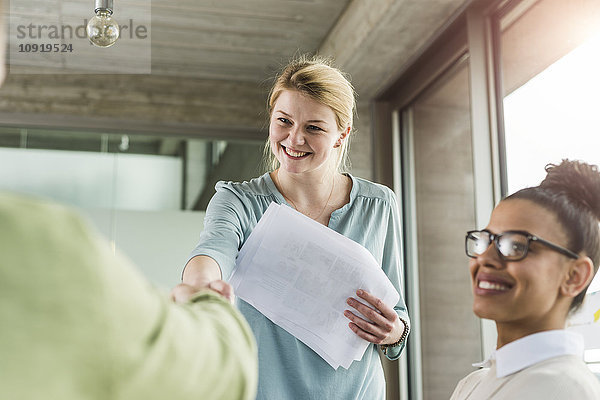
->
xmin=467 ymin=231 xmax=529 ymax=260
xmin=498 ymin=233 xmax=528 ymax=259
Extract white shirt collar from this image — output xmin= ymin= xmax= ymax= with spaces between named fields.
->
xmin=472 ymin=330 xmax=584 ymax=378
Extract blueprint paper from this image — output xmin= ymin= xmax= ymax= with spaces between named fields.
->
xmin=230 ymin=203 xmax=400 ymax=369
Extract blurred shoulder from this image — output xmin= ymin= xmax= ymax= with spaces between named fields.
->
xmin=0 ymin=191 xmax=84 ymax=230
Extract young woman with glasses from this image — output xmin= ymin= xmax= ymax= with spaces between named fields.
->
xmin=451 ymin=159 xmax=600 ymax=399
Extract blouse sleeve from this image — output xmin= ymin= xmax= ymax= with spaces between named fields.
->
xmin=187 ymin=182 xmax=252 ymax=281
xmin=380 ymin=189 xmax=411 ymax=360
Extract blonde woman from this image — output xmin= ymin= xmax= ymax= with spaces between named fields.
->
xmin=174 ymin=56 xmax=410 ymax=399
xmin=451 ymin=160 xmax=600 ymax=399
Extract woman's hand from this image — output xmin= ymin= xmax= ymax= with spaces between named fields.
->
xmin=344 ymin=289 xmax=403 ymax=345
xmin=172 ymin=255 xmax=233 ymax=304
xmin=170 ymin=280 xmax=234 ymax=304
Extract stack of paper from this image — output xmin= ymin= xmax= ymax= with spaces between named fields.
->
xmin=230 ymin=203 xmax=400 ymax=369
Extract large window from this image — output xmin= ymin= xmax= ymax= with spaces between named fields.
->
xmin=500 ymin=1 xmax=600 ymax=290
xmin=503 ymin=32 xmax=600 ymax=293
xmin=499 ymin=0 xmax=600 ymax=376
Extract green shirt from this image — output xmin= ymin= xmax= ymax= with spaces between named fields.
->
xmin=0 ymin=192 xmax=257 ymax=400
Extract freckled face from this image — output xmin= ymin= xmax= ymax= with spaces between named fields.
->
xmin=469 ymin=199 xmax=573 ymax=327
xmin=269 ymin=89 xmax=344 ymax=175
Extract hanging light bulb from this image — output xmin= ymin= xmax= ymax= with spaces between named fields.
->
xmin=87 ymin=0 xmax=120 ymax=48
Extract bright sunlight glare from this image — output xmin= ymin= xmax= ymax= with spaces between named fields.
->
xmin=503 ymin=31 xmax=600 ymax=293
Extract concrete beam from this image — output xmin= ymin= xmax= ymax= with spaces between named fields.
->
xmin=319 ymin=0 xmax=472 ymax=100
xmin=0 ymin=73 xmax=269 ymax=140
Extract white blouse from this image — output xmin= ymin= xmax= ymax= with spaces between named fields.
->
xmin=450 ymin=330 xmax=600 ymax=399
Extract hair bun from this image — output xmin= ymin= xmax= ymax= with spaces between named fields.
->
xmin=540 ymin=159 xmax=600 ymax=220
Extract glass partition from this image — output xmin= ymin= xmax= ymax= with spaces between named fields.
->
xmin=0 ymin=126 xmax=264 ymax=289
xmin=0 ymin=126 xmax=264 ymax=211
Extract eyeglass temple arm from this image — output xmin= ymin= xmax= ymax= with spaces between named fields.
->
xmin=531 ymin=237 xmax=579 ymax=259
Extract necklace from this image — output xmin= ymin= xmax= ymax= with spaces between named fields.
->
xmin=273 ymin=170 xmax=335 ymax=221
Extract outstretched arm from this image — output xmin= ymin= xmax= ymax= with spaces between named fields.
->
xmin=172 ymin=255 xmax=234 ymax=303
xmin=0 ymin=193 xmax=257 ymax=400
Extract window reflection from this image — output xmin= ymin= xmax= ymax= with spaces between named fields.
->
xmin=0 ymin=127 xmax=264 ymax=211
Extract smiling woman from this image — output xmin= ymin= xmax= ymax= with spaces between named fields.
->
xmin=451 ymin=160 xmax=600 ymax=400
xmin=264 ymin=55 xmax=355 ymax=174
xmin=177 ymin=55 xmax=410 ymax=400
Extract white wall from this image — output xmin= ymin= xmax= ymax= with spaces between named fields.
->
xmin=80 ymin=208 xmax=205 ymax=292
xmin=0 ymin=147 xmax=182 ymax=210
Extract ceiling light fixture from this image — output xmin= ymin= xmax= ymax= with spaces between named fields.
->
xmin=87 ymin=0 xmax=120 ymax=48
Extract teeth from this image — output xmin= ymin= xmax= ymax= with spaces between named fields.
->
xmin=478 ymin=280 xmax=510 ymax=291
xmin=285 ymin=147 xmax=308 ymax=157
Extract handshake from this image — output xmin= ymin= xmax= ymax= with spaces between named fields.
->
xmin=171 ymin=279 xmax=234 ymax=304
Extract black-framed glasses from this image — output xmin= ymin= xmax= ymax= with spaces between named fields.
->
xmin=465 ymin=230 xmax=580 ymax=261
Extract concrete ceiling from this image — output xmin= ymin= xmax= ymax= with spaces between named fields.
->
xmin=152 ymin=0 xmax=472 ymax=100
xmin=150 ymin=0 xmax=354 ymax=82
xmin=7 ymin=0 xmax=471 ymax=101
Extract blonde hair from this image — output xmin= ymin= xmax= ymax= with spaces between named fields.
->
xmin=263 ymin=54 xmax=356 ymax=172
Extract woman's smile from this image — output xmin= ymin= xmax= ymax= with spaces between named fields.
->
xmin=281 ymin=145 xmax=311 ymax=159
xmin=474 ymin=272 xmax=514 ymax=295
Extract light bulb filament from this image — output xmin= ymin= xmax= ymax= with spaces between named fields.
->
xmin=87 ymin=5 xmax=119 ymax=47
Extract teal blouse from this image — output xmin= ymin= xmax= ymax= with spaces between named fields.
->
xmin=189 ymin=172 xmax=410 ymax=400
